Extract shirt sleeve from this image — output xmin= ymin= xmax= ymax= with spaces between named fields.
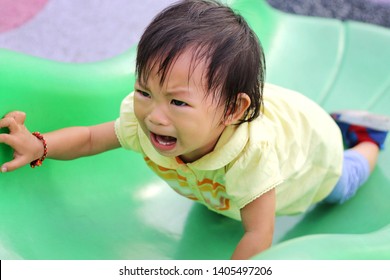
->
xmin=225 ymin=141 xmax=284 ymax=210
xmin=114 ymin=92 xmax=142 ymax=153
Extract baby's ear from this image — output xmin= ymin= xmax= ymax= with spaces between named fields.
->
xmin=223 ymin=93 xmax=251 ymax=125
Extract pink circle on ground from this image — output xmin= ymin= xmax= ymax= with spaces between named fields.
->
xmin=0 ymin=0 xmax=49 ymax=33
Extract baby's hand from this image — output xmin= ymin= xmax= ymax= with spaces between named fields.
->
xmin=0 ymin=111 xmax=44 ymax=172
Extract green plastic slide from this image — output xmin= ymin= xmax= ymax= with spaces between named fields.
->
xmin=1 ymin=0 xmax=389 ymax=259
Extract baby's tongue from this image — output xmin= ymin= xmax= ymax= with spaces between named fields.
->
xmin=156 ymin=135 xmax=176 ymax=145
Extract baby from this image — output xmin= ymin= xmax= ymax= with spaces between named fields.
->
xmin=0 ymin=0 xmax=389 ymax=259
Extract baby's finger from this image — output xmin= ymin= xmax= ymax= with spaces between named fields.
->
xmin=0 ymin=132 xmax=14 ymax=146
xmin=1 ymin=156 xmax=30 ymax=173
xmin=0 ymin=117 xmax=20 ymax=132
xmin=4 ymin=111 xmax=26 ymax=125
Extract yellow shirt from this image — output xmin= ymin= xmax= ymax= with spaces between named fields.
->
xmin=115 ymin=83 xmax=343 ymax=220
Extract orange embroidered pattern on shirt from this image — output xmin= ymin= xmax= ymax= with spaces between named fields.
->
xmin=144 ymin=157 xmax=230 ymax=211
xmin=197 ymin=179 xmax=230 ymax=210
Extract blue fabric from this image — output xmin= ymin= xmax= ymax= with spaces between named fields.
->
xmin=332 ymin=114 xmax=388 ymax=150
xmin=324 ymin=149 xmax=371 ymax=204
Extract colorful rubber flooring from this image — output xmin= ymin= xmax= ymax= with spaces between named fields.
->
xmin=0 ymin=0 xmax=389 ymax=62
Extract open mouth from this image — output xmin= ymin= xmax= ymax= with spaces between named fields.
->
xmin=150 ymin=132 xmax=177 ymax=151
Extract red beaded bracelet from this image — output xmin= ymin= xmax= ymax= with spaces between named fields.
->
xmin=30 ymin=132 xmax=48 ymax=168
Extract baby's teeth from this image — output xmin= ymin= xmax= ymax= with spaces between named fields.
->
xmin=156 ymin=135 xmax=176 ymax=145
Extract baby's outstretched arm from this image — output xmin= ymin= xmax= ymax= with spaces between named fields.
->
xmin=0 ymin=111 xmax=120 ymax=172
xmin=231 ymin=188 xmax=275 ymax=260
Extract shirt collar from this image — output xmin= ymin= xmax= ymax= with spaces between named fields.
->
xmin=138 ymin=122 xmax=249 ymax=170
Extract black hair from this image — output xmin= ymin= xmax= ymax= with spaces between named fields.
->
xmin=136 ymin=0 xmax=266 ymax=123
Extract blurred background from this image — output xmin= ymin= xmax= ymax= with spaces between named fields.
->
xmin=0 ymin=0 xmax=389 ymax=63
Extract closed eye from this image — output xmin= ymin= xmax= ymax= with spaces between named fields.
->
xmin=171 ymin=99 xmax=188 ymax=107
xmin=136 ymin=90 xmax=151 ymax=98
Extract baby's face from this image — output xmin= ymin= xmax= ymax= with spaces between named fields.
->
xmin=134 ymin=50 xmax=227 ymax=162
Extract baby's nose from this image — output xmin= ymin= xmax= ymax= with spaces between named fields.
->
xmin=147 ymin=107 xmax=169 ymax=126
